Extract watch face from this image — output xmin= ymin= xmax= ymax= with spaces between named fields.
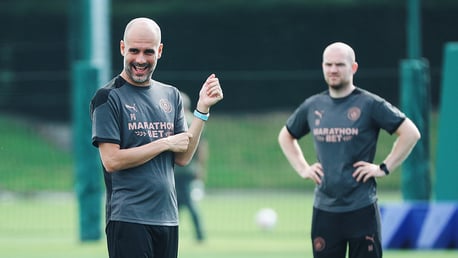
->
xmin=380 ymin=163 xmax=389 ymax=175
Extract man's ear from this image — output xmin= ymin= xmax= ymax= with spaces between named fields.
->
xmin=157 ymin=43 xmax=164 ymax=59
xmin=352 ymin=62 xmax=359 ymax=74
xmin=120 ymin=40 xmax=125 ymax=56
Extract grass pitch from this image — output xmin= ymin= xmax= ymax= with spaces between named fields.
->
xmin=0 ymin=112 xmax=448 ymax=257
xmin=0 ymin=191 xmax=456 ymax=258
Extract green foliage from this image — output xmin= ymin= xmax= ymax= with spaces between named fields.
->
xmin=1 ymin=0 xmax=456 ymax=17
xmin=109 ymin=0 xmax=458 ymax=16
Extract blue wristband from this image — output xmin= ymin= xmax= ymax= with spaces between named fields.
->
xmin=193 ymin=109 xmax=210 ymax=121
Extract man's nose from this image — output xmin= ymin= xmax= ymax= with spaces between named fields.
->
xmin=135 ymin=54 xmax=147 ymax=63
xmin=330 ymin=65 xmax=338 ymax=72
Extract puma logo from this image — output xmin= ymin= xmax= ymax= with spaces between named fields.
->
xmin=125 ymin=104 xmax=138 ymax=112
xmin=314 ymin=110 xmax=323 ymax=119
xmin=365 ymin=235 xmax=375 ymax=242
xmin=365 ymin=235 xmax=375 ymax=252
xmin=314 ymin=110 xmax=324 ymax=126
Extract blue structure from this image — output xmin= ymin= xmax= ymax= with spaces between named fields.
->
xmin=381 ymin=203 xmax=458 ymax=249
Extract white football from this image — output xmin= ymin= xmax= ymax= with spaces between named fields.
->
xmin=255 ymin=208 xmax=277 ymax=230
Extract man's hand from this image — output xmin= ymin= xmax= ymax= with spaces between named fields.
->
xmin=352 ymin=161 xmax=386 ymax=182
xmin=196 ymin=74 xmax=224 ymax=113
xmin=165 ymin=132 xmax=193 ymax=153
xmin=301 ymin=163 xmax=324 ymax=185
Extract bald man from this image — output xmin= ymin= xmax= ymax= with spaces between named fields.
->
xmin=278 ymin=42 xmax=420 ymax=258
xmin=90 ymin=17 xmax=223 ymax=258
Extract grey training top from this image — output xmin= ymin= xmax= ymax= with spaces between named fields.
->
xmin=90 ymin=75 xmax=187 ymax=226
xmin=286 ymin=88 xmax=405 ymax=212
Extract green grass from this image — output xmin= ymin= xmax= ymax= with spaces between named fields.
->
xmin=0 ymin=191 xmax=456 ymax=258
xmin=204 ymin=111 xmax=438 ymax=190
xmin=0 ymin=112 xmax=438 ymax=192
xmin=0 ymin=116 xmax=73 ymax=191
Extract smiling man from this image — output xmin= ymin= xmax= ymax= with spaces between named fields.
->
xmin=90 ymin=17 xmax=223 ymax=258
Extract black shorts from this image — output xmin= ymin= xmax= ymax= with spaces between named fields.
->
xmin=311 ymin=203 xmax=383 ymax=258
xmin=106 ymin=221 xmax=179 ymax=258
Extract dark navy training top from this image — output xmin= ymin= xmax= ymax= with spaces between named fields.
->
xmin=286 ymin=88 xmax=405 ymax=212
xmin=90 ymin=75 xmax=187 ymax=226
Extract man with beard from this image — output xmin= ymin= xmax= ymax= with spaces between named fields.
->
xmin=278 ymin=42 xmax=420 ymax=258
xmin=90 ymin=17 xmax=223 ymax=258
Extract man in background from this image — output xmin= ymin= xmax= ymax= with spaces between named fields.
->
xmin=278 ymin=42 xmax=420 ymax=258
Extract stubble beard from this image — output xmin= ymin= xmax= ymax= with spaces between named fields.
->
xmin=326 ymin=75 xmax=352 ymax=92
xmin=326 ymin=78 xmax=344 ymax=91
xmin=125 ymin=62 xmax=155 ymax=84
xmin=329 ymin=83 xmax=344 ymax=91
xmin=130 ymin=72 xmax=150 ymax=84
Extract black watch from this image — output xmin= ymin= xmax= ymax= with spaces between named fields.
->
xmin=379 ymin=163 xmax=390 ymax=175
